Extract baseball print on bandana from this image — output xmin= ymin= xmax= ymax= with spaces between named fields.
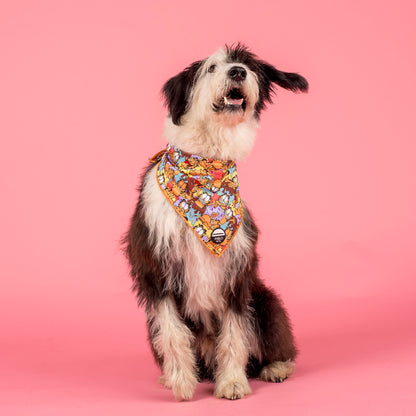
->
xmin=151 ymin=144 xmax=244 ymax=257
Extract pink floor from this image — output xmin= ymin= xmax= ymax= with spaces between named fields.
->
xmin=2 ymin=291 xmax=415 ymax=415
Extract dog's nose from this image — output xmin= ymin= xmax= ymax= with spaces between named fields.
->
xmin=228 ymin=66 xmax=247 ymax=82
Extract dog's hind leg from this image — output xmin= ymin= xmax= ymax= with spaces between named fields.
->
xmin=214 ymin=309 xmax=252 ymax=400
xmin=250 ymin=280 xmax=298 ymax=383
xmin=148 ymin=297 xmax=198 ymax=401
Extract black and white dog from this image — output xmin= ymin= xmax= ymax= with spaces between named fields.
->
xmin=123 ymin=44 xmax=308 ymax=400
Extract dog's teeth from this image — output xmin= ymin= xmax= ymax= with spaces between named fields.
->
xmin=223 ymin=96 xmax=243 ymax=106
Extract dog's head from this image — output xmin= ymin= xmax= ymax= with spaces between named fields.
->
xmin=162 ymin=44 xmax=308 ymax=160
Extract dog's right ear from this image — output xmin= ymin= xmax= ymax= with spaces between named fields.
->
xmin=162 ymin=60 xmax=203 ymax=125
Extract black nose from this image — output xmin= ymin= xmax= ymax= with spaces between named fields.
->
xmin=228 ymin=66 xmax=247 ymax=82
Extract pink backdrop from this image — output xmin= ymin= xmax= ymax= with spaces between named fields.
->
xmin=1 ymin=1 xmax=415 ymax=414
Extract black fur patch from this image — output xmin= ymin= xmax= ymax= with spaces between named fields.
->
xmin=162 ymin=60 xmax=204 ymax=125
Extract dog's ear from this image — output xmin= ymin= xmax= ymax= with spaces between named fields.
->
xmin=254 ymin=61 xmax=308 ymax=117
xmin=260 ymin=62 xmax=308 ymax=93
xmin=162 ymin=60 xmax=203 ymax=125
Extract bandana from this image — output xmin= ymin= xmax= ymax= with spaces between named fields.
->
xmin=150 ymin=144 xmax=244 ymax=257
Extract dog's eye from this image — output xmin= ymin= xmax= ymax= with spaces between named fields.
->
xmin=208 ymin=64 xmax=216 ymax=73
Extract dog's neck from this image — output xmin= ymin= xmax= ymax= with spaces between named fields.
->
xmin=163 ymin=116 xmax=259 ymax=161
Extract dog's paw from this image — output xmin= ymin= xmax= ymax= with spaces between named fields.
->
xmin=259 ymin=360 xmax=295 ymax=383
xmin=214 ymin=378 xmax=252 ymax=400
xmin=162 ymin=370 xmax=198 ymax=401
xmin=172 ymin=376 xmax=198 ymax=401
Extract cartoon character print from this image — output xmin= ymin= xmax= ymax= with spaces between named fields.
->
xmin=153 ymin=144 xmax=244 ymax=257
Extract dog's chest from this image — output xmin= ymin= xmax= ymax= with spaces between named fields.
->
xmin=142 ymin=165 xmax=234 ymax=316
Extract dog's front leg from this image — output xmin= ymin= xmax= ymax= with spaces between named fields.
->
xmin=214 ymin=309 xmax=252 ymax=400
xmin=150 ymin=297 xmax=198 ymax=401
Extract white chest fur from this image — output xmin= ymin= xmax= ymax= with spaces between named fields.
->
xmin=141 ymin=165 xmax=253 ymax=323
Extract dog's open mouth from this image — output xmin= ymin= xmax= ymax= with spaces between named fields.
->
xmin=213 ymin=88 xmax=246 ymax=113
xmin=224 ymin=88 xmax=244 ymax=106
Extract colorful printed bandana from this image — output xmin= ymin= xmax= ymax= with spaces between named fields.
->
xmin=150 ymin=144 xmax=244 ymax=257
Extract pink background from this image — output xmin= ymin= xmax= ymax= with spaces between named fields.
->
xmin=1 ymin=0 xmax=416 ymax=414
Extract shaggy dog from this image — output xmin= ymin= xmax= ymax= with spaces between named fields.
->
xmin=123 ymin=44 xmax=308 ymax=401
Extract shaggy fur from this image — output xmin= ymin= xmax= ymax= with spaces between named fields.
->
xmin=123 ymin=43 xmax=308 ymax=400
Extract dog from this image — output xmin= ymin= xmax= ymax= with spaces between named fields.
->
xmin=123 ymin=44 xmax=308 ymax=401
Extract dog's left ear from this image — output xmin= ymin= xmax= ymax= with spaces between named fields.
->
xmin=260 ymin=62 xmax=309 ymax=93
xmin=162 ymin=60 xmax=203 ymax=125
xmin=254 ymin=61 xmax=308 ymax=117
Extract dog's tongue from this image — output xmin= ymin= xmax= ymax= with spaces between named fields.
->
xmin=224 ymin=96 xmax=243 ymax=106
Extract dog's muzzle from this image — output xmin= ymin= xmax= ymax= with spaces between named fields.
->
xmin=213 ymin=67 xmax=248 ymax=113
